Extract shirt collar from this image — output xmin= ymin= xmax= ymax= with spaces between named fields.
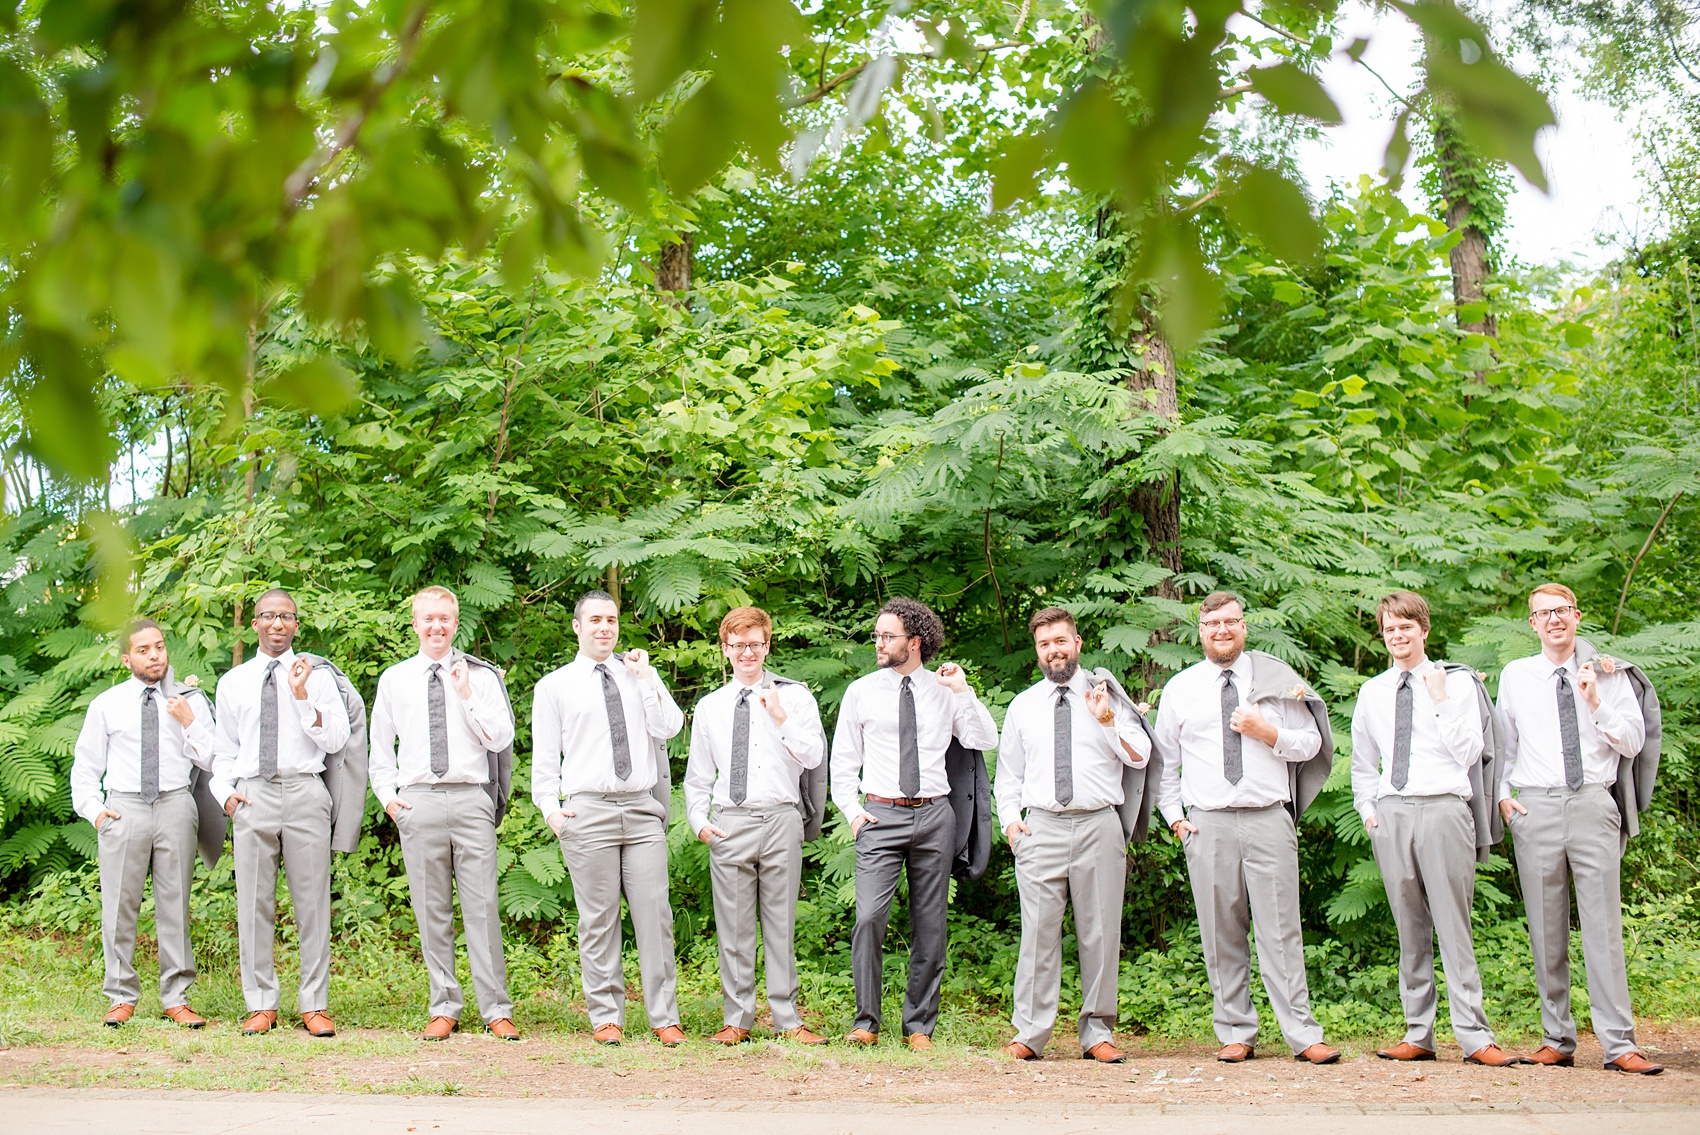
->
xmin=256 ymin=646 xmax=296 ymax=669
xmin=1213 ymin=653 xmax=1250 ymax=683
xmin=414 ymin=649 xmax=455 ymax=670
xmin=125 ymin=674 xmax=160 ymax=695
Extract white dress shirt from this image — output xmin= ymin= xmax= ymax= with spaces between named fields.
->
xmin=830 ymin=666 xmax=1000 ymax=825
xmin=530 ymin=653 xmax=685 ymax=817
xmin=210 ymin=647 xmax=351 ymax=804
xmin=683 ymin=674 xmax=825 ymax=833
xmin=994 ymin=670 xmax=1151 ymax=829
xmin=1350 ymin=659 xmax=1484 ymax=821
xmin=1154 ymin=653 xmax=1322 ymax=826
xmin=1496 ymin=651 xmax=1644 ymax=798
xmin=71 ymin=676 xmax=216 ymax=825
xmin=370 ymin=651 xmax=516 ymax=807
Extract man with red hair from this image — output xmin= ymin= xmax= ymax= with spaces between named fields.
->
xmin=684 ymin=606 xmax=828 ymax=1045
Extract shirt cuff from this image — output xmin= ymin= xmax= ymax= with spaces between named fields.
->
xmin=294 ymin=698 xmax=325 ymax=727
xmin=209 ymin=776 xmax=237 ymax=807
xmin=76 ymin=797 xmax=106 ymax=826
xmin=1158 ymin=801 xmax=1185 ymax=827
xmin=375 ymin=785 xmax=399 ymax=808
xmin=1589 ymin=698 xmax=1630 ymax=744
xmin=686 ymin=805 xmax=711 ymax=833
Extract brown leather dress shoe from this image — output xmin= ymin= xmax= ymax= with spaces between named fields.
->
xmin=1605 ymin=1051 xmax=1665 ymax=1075
xmin=710 ymin=1026 xmax=751 ymax=1045
xmin=421 ymin=1015 xmax=458 ymax=1041
xmin=845 ymin=1027 xmax=878 ymax=1046
xmin=654 ymin=1024 xmax=687 ymax=1046
xmin=1527 ymin=1045 xmax=1574 ymax=1067
xmin=1216 ymin=1042 xmax=1254 ymax=1063
xmin=1376 ymin=1041 xmax=1436 ymax=1061
xmin=1004 ymin=1041 xmax=1039 ymax=1061
xmin=904 ymin=1033 xmax=934 ymax=1051
xmin=301 ymin=1010 xmax=335 ymax=1038
xmin=241 ymin=1010 xmax=278 ymax=1035
xmin=1465 ymin=1044 xmax=1527 ymax=1067
xmin=1295 ymin=1042 xmax=1341 ymax=1064
xmin=780 ymin=1026 xmax=829 ymax=1045
xmin=592 ymin=1023 xmax=623 ymax=1045
xmin=103 ymin=1003 xmax=135 ymax=1027
xmin=1082 ymin=1041 xmax=1127 ymax=1064
xmin=163 ymin=1005 xmax=206 ymax=1029
xmin=487 ymin=1018 xmax=520 ymax=1041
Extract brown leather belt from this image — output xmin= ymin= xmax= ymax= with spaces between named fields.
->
xmin=865 ymin=794 xmax=938 ymax=807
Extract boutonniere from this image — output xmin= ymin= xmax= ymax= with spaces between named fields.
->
xmin=1286 ymin=683 xmax=1309 ymax=700
xmin=1135 ymin=701 xmax=1152 ymax=717
xmin=1475 ymin=670 xmax=1488 ymax=682
xmin=183 ymin=674 xmax=201 ymax=688
xmin=1597 ymin=656 xmax=1618 ymax=674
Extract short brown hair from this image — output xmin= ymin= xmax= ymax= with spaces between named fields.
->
xmin=412 ymin=585 xmax=459 ymax=615
xmin=1028 ymin=606 xmax=1077 ymax=635
xmin=122 ymin=618 xmax=164 ymax=654
xmin=719 ymin=606 xmax=772 ymax=644
xmin=1199 ymin=590 xmax=1246 ymax=617
xmin=1528 ymin=582 xmax=1577 ymax=611
xmin=1376 ymin=590 xmax=1430 ymax=633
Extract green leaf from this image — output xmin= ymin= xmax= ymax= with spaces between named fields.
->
xmin=660 ymin=80 xmax=737 ymax=196
xmin=1219 ymin=166 xmax=1323 ymax=267
xmin=1383 ymin=107 xmax=1414 ymax=188
xmin=630 ymin=0 xmax=715 ymax=102
xmin=84 ymin=512 xmax=134 ymax=632
xmin=19 ymin=330 xmax=114 ymax=482
xmin=1246 ymin=63 xmax=1343 ymax=125
xmin=990 ymin=132 xmax=1054 ymax=210
xmin=264 ymin=357 xmax=359 ymax=417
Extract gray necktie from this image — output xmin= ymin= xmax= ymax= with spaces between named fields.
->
xmin=1391 ymin=670 xmax=1414 ymax=791
xmin=140 ymin=686 xmax=159 ymax=804
xmin=1054 ymin=685 xmax=1073 ymax=807
xmin=898 ymin=675 xmax=920 ymax=797
xmin=427 ymin=662 xmax=449 ymax=776
xmin=730 ymin=687 xmax=751 ymax=805
xmin=598 ymin=663 xmax=633 ymax=780
xmin=1556 ymin=668 xmax=1584 ymax=790
xmin=1221 ymin=670 xmax=1243 ymax=785
xmin=259 ymin=659 xmax=280 ymax=780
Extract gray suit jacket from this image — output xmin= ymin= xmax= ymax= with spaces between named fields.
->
xmin=1241 ymin=650 xmax=1336 ymax=820
xmin=459 ymin=652 xmax=516 ymax=823
xmin=161 ymin=666 xmax=225 ymax=869
xmin=1438 ymin=661 xmax=1506 ymax=863
xmin=297 ymin=653 xmax=369 ymax=853
xmin=1087 ymin=667 xmax=1161 ymax=843
xmin=767 ymin=671 xmax=830 ymax=842
xmin=1574 ymin=637 xmax=1662 ymax=851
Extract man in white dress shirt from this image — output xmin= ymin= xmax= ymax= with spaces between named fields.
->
xmin=832 ymin=597 xmax=1000 ymax=1050
xmin=71 ymin=619 xmax=214 ymax=1028
xmin=996 ymin=607 xmax=1150 ymax=1064
xmin=1155 ymin=590 xmax=1339 ymax=1064
xmin=211 ymin=588 xmax=351 ymax=1037
xmin=532 ymin=590 xmax=686 ymax=1046
xmin=1497 ymin=583 xmax=1662 ymax=1074
xmin=370 ymin=585 xmax=520 ymax=1042
xmin=1350 ymin=591 xmax=1523 ymax=1066
xmin=684 ymin=606 xmax=829 ymax=1046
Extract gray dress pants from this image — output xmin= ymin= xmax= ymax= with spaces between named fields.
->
xmin=1010 ymin=806 xmax=1127 ymax=1053
xmin=396 ymin=783 xmax=513 ymax=1023
xmin=851 ymin=797 xmax=954 ymax=1037
xmin=1369 ymin=794 xmax=1495 ymax=1055
xmin=98 ymin=788 xmax=199 ymax=1009
xmin=1509 ymin=784 xmax=1639 ymax=1060
xmin=1182 ymin=804 xmax=1325 ymax=1053
xmin=556 ymin=790 xmax=680 ymax=1030
xmin=707 ymin=803 xmax=804 ymax=1031
xmin=232 ymin=773 xmax=334 ymax=1013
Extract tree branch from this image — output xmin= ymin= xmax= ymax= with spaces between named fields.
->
xmin=1613 ymin=491 xmax=1683 ymax=635
xmin=283 ymin=4 xmax=431 ymax=208
xmin=789 ymin=41 xmax=1029 ymax=107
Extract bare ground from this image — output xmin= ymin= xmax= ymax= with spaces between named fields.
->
xmin=3 ymin=1023 xmax=1697 ymax=1107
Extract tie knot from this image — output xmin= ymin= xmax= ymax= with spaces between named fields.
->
xmin=1397 ymin=670 xmax=1411 ymax=688
xmin=429 ymin=662 xmax=441 ymax=674
xmin=1555 ymin=667 xmax=1569 ymax=682
xmin=1056 ymin=684 xmax=1069 ymax=702
xmin=900 ymin=675 xmax=911 ymax=690
xmin=596 ymin=662 xmax=610 ymax=677
xmin=142 ymin=685 xmax=156 ymax=701
xmin=266 ymin=659 xmax=280 ymax=672
xmin=1221 ymin=669 xmax=1235 ymax=688
xmin=737 ymin=686 xmax=751 ymax=702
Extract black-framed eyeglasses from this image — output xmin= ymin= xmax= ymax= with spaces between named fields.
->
xmin=1530 ymin=606 xmax=1578 ymax=623
xmin=255 ymin=612 xmax=299 ymax=625
xmin=725 ymin=642 xmax=769 ymax=656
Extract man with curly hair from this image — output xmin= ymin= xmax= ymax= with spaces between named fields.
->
xmin=831 ymin=597 xmax=1000 ymax=1050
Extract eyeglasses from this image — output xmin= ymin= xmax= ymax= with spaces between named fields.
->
xmin=725 ymin=642 xmax=769 ymax=655
xmin=1530 ymin=606 xmax=1578 ymax=623
xmin=255 ymin=612 xmax=298 ymax=625
xmin=872 ymin=632 xmax=914 ymax=645
xmin=1199 ymin=618 xmax=1245 ymax=631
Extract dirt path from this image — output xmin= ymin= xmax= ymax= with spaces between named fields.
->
xmin=3 ymin=1025 xmax=1697 ymax=1107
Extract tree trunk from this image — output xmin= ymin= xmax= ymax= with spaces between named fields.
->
xmin=1444 ymin=197 xmax=1496 ymax=337
xmin=655 ymin=234 xmax=694 ymax=297
xmin=1431 ymin=107 xmax=1499 ymax=339
xmin=1124 ymin=308 xmax=1183 ymax=602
